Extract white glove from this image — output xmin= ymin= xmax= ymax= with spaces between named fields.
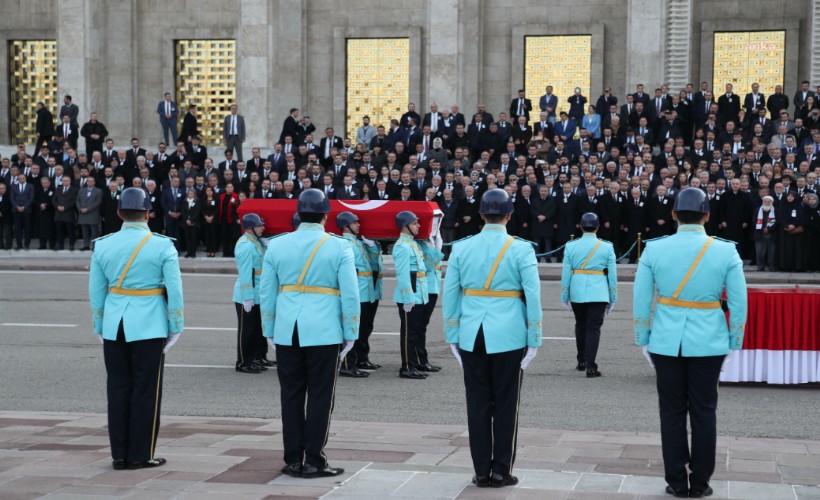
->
xmin=520 ymin=347 xmax=538 ymax=370
xmin=95 ymin=334 xmax=104 ymax=345
xmin=434 ymin=232 xmax=443 ymax=251
xmin=606 ymin=303 xmax=615 ymax=315
xmin=403 ymin=303 xmax=414 ymax=312
xmin=425 ymin=237 xmax=435 ymax=249
xmin=339 ymin=340 xmax=355 ymax=360
xmin=721 ymin=350 xmax=737 ymax=372
xmin=267 ymin=338 xmax=276 ymax=351
xmin=449 ymin=343 xmax=462 ymax=368
xmin=361 ymin=237 xmax=376 ymax=247
xmin=243 ymin=299 xmax=254 ymax=313
xmin=562 ymin=301 xmax=572 ymax=312
xmin=641 ymin=345 xmax=654 ymax=368
xmin=163 ymin=333 xmax=181 ymax=354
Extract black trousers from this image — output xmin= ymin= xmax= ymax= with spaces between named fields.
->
xmin=460 ymin=328 xmax=525 ymax=477
xmin=55 ymin=221 xmax=76 ymax=250
xmin=203 ymin=222 xmax=219 ymax=253
xmin=651 ymin=353 xmax=724 ymax=492
xmin=183 ymin=224 xmax=198 ymax=256
xmin=13 ymin=211 xmax=31 ymax=248
xmin=417 ymin=294 xmax=438 ymax=366
xmin=103 ymin=322 xmax=165 ymax=463
xmin=397 ymin=303 xmax=425 ymax=372
xmin=571 ymin=302 xmax=607 ymax=369
xmin=276 ymin=326 xmax=340 ymax=467
xmin=342 ymin=300 xmax=379 ymax=369
xmin=235 ymin=303 xmax=263 ymax=368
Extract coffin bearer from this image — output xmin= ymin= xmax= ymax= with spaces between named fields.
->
xmin=392 ymin=211 xmax=430 ymax=379
xmin=89 ymin=187 xmax=184 ymax=471
xmin=442 ymin=188 xmax=542 ymax=488
xmin=260 ymin=188 xmax=359 ymax=479
xmin=416 ymin=216 xmax=444 ymax=373
xmin=336 ymin=211 xmax=383 ymax=377
xmin=560 ymin=212 xmax=618 ymax=378
xmin=633 ymin=187 xmax=747 ymax=498
xmin=233 ymin=213 xmax=275 ymax=374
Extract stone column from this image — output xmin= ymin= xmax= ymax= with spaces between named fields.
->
xmin=238 ymin=0 xmax=271 ymax=148
xmin=426 ymin=0 xmax=459 ymax=108
xmin=102 ymin=0 xmax=136 ymax=144
xmin=459 ymin=0 xmax=483 ymax=114
xmin=270 ymin=0 xmax=306 ymax=141
xmin=811 ymin=0 xmax=820 ymax=86
xmin=625 ymin=0 xmax=665 ymax=90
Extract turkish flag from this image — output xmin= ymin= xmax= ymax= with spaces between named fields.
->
xmin=238 ymin=199 xmax=441 ymax=239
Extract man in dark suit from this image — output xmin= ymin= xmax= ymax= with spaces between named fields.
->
xmin=319 ymin=128 xmax=344 ymax=169
xmin=793 ymin=81 xmax=815 ymax=116
xmin=632 ymin=84 xmax=650 ymax=107
xmin=743 ymin=83 xmax=766 ymax=117
xmin=53 ymin=176 xmax=78 ymax=250
xmin=657 ymin=112 xmax=683 ymax=145
xmin=35 ymin=102 xmax=54 ymax=150
xmin=509 ymin=89 xmax=533 ymax=123
xmin=467 ymin=115 xmax=488 ymax=160
xmin=279 ymin=108 xmax=300 ymax=144
xmin=400 ymin=103 xmax=421 ymax=128
xmin=599 ymin=183 xmax=625 ymax=252
xmin=222 ymin=104 xmax=246 ymax=161
xmin=449 ymin=104 xmax=466 ymax=127
xmin=10 ymin=174 xmax=34 ymax=249
xmin=555 ymin=182 xmax=581 ymax=260
xmin=539 ymin=86 xmax=559 ymax=123
xmin=156 ymin=92 xmax=179 ymax=146
xmin=162 ymin=177 xmax=184 ymax=244
xmin=530 ymin=185 xmax=557 ymax=261
xmin=717 ymin=84 xmax=741 ymax=126
xmin=55 ymin=115 xmax=79 ymax=151
xmin=35 ymin=176 xmax=56 ymax=249
xmin=179 ymin=105 xmax=199 ymax=146
xmin=648 ymin=185 xmax=674 ymax=238
xmin=126 ymin=138 xmax=147 ymax=169
xmin=595 ymin=87 xmax=618 ymax=117
xmin=648 ymin=88 xmax=671 ymax=124
xmin=624 ymin=187 xmax=649 ymax=262
xmin=422 ymin=103 xmax=443 ymax=136
xmin=336 ymin=176 xmax=360 ymax=200
xmin=694 ymin=91 xmax=715 ymax=128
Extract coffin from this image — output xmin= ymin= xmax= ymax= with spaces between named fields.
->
xmin=238 ymin=199 xmax=441 ymax=239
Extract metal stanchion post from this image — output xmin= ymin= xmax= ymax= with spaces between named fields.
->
xmin=637 ymin=233 xmax=642 ymax=261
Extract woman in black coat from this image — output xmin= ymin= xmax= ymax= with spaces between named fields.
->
xmin=455 ymin=185 xmax=481 ymax=238
xmin=803 ymin=193 xmax=820 ymax=272
xmin=201 ymin=186 xmax=219 ymax=257
xmin=181 ymin=189 xmax=202 ymax=258
xmin=777 ymin=191 xmax=804 ymax=272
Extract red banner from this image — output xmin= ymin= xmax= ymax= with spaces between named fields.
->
xmin=238 ymin=199 xmax=441 ymax=239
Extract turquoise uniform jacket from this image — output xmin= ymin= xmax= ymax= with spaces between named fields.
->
xmin=260 ymin=223 xmax=360 ymax=347
xmin=232 ymin=233 xmax=266 ymax=304
xmin=418 ymin=241 xmax=444 ymax=295
xmin=89 ymin=222 xmax=184 ymax=341
xmin=633 ymin=224 xmax=748 ymax=356
xmin=392 ymin=233 xmax=429 ymax=305
xmin=442 ymin=224 xmax=543 ymax=354
xmin=343 ymin=233 xmax=382 ymax=303
xmin=560 ymin=233 xmax=618 ymax=303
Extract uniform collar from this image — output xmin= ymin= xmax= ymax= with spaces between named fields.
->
xmin=122 ymin=222 xmax=149 ymax=230
xmin=342 ymin=233 xmax=358 ymax=242
xmin=482 ymin=224 xmax=507 ymax=233
xmin=399 ymin=232 xmax=415 ymax=242
xmin=677 ymin=224 xmax=706 ymax=233
xmin=297 ymin=222 xmax=325 ymax=231
xmin=582 ymin=232 xmax=597 ymax=239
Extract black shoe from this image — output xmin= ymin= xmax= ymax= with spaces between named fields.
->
xmin=339 ymin=367 xmax=369 ymax=378
xmin=112 ymin=459 xmax=126 ymax=470
xmin=302 ymin=463 xmax=344 ymax=478
xmin=586 ymin=369 xmax=602 ymax=378
xmin=665 ymin=485 xmax=689 ymax=498
xmin=255 ymin=358 xmax=276 ymax=367
xmin=417 ymin=363 xmax=441 ymax=372
xmin=127 ymin=458 xmax=166 ymax=470
xmin=356 ymin=360 xmax=381 ymax=370
xmin=689 ymin=486 xmax=713 ymax=498
xmin=489 ymin=472 xmax=519 ymax=488
xmin=236 ymin=365 xmax=261 ymax=374
xmin=280 ymin=463 xmax=302 ymax=477
xmin=472 ymin=475 xmax=490 ymax=488
xmin=250 ymin=363 xmax=268 ymax=371
xmin=576 ymin=362 xmax=586 ymax=371
xmin=80 ymin=247 xmax=90 ymax=251
xmin=399 ymin=369 xmax=427 ymax=379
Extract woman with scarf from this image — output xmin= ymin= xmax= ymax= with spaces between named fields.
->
xmin=752 ymin=195 xmax=777 ymax=271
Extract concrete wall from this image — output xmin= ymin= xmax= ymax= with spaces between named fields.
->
xmin=0 ymin=0 xmax=816 ymax=150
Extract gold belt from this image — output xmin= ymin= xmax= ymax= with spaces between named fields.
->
xmin=415 ymin=272 xmax=427 ymax=278
xmin=658 ymin=297 xmax=721 ymax=309
xmin=464 ymin=289 xmax=523 ymax=298
xmin=254 ymin=269 xmax=263 ymax=275
xmin=109 ymin=287 xmax=164 ymax=296
xmin=357 ymin=271 xmax=376 ymax=277
xmin=572 ymin=270 xmax=605 ymax=275
xmin=435 ymin=265 xmax=442 ymax=271
xmin=280 ymin=284 xmax=340 ymax=296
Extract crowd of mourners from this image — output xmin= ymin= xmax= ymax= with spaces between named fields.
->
xmin=2 ymin=81 xmax=820 ymax=271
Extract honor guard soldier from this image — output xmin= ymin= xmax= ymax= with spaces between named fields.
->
xmin=560 ymin=212 xmax=617 ymax=378
xmin=415 ymin=220 xmax=444 ymax=373
xmin=260 ymin=188 xmax=359 ymax=479
xmin=633 ymin=188 xmax=747 ymax=499
xmin=89 ymin=187 xmax=184 ymax=471
xmin=442 ymin=188 xmax=542 ymax=488
xmin=336 ymin=211 xmax=383 ymax=377
xmin=392 ymin=211 xmax=430 ymax=379
xmin=233 ymin=213 xmax=275 ymax=374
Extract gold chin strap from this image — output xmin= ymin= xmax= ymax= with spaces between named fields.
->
xmin=109 ymin=233 xmax=165 ymax=296
xmin=463 ymin=237 xmax=523 ymax=298
xmin=280 ymin=234 xmax=341 ymax=296
xmin=658 ymin=237 xmax=719 ymax=309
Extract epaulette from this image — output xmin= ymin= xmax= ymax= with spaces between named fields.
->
xmin=92 ymin=233 xmax=115 ymax=243
xmin=265 ymin=232 xmax=289 ymax=241
xmin=712 ymin=236 xmax=737 ymax=245
xmin=152 ymin=233 xmax=176 ymax=241
xmin=643 ymin=235 xmax=670 ymax=244
xmin=328 ymin=233 xmax=345 ymax=239
xmin=512 ymin=235 xmax=538 ymax=247
xmin=449 ymin=235 xmax=475 ymax=246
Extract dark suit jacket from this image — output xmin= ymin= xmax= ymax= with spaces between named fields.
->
xmin=54 ymin=123 xmax=79 ymax=148
xmin=744 ymin=93 xmax=766 ymax=114
xmin=648 ymin=195 xmax=674 ymax=236
xmin=180 ymin=112 xmax=199 ymax=142
xmin=36 ymin=108 xmax=54 ymax=137
xmin=336 ymin=187 xmax=360 ymax=200
xmin=509 ymin=98 xmax=533 ymax=121
xmin=319 ymin=136 xmax=344 ymax=162
xmin=10 ymin=183 xmax=35 ymax=212
xmin=161 ymin=187 xmax=184 ymax=219
xmin=530 ymin=195 xmax=557 ymax=238
xmin=222 ymin=114 xmax=246 ymax=142
xmin=279 ymin=115 xmax=300 ymax=144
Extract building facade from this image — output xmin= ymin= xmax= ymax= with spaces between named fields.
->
xmin=0 ymin=0 xmax=818 ymax=148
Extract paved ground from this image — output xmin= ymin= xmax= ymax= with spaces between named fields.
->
xmin=0 ymin=411 xmax=819 ymax=499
